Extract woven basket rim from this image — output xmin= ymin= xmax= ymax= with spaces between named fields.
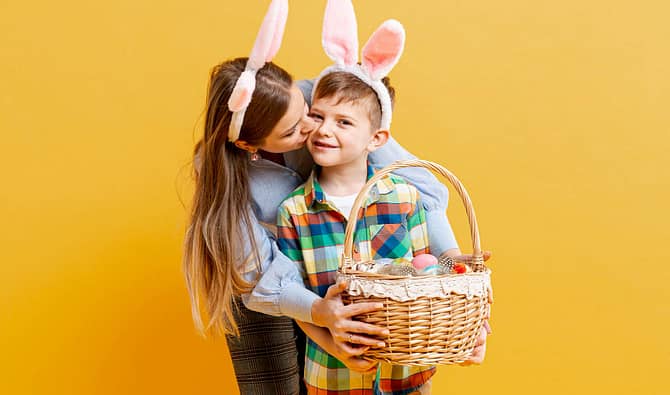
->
xmin=339 ymin=159 xmax=488 ymax=273
xmin=339 ymin=266 xmax=492 ymax=280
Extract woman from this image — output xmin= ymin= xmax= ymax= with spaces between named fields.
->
xmin=183 ymin=3 xmax=488 ymax=394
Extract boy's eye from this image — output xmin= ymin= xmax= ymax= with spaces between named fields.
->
xmin=338 ymin=119 xmax=353 ymax=126
xmin=308 ymin=113 xmax=323 ymax=121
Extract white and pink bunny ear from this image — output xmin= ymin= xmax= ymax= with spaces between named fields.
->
xmin=248 ymin=0 xmax=288 ymax=70
xmin=322 ymin=0 xmax=359 ymax=66
xmin=228 ymin=0 xmax=289 ymax=142
xmin=228 ymin=71 xmax=255 ymax=113
xmin=361 ymin=19 xmax=405 ymax=80
xmin=313 ymin=1 xmax=406 ymax=131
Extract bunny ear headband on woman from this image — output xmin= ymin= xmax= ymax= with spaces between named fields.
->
xmin=227 ymin=0 xmax=289 ymax=142
xmin=313 ymin=0 xmax=406 ymax=131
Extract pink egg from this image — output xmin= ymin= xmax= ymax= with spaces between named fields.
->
xmin=411 ymin=254 xmax=438 ymax=270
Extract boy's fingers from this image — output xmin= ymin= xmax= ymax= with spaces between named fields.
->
xmin=348 ymin=359 xmax=378 ymax=373
xmin=483 ymin=320 xmax=492 ymax=334
xmin=470 ymin=343 xmax=486 ymax=364
xmin=460 ymin=341 xmax=487 ymax=366
xmin=338 ymin=341 xmax=369 ymax=356
xmin=476 ymin=327 xmax=487 ymax=345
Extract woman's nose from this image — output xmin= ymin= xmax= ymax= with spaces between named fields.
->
xmin=299 ymin=115 xmax=317 ymax=135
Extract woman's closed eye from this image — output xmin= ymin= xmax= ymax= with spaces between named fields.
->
xmin=282 ymin=126 xmax=297 ymax=137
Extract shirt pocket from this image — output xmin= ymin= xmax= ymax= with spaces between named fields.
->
xmin=368 ymin=223 xmax=412 ymax=260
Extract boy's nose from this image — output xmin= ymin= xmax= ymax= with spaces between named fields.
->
xmin=315 ymin=120 xmax=334 ymax=137
xmin=316 ymin=125 xmax=332 ymax=137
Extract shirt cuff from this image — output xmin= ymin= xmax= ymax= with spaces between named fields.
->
xmin=279 ymin=282 xmax=320 ymax=323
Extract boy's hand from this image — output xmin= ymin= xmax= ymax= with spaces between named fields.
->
xmin=460 ymin=305 xmax=492 ymax=366
xmin=340 ymin=356 xmax=378 ymax=374
xmin=459 ymin=324 xmax=489 ymax=366
xmin=311 ymin=281 xmax=389 ymax=348
xmin=330 ymin=340 xmax=378 ymax=373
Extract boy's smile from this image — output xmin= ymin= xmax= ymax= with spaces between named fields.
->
xmin=311 ymin=140 xmax=339 ymax=149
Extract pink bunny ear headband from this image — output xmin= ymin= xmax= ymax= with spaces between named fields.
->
xmin=227 ymin=0 xmax=289 ymax=142
xmin=313 ymin=0 xmax=406 ymax=131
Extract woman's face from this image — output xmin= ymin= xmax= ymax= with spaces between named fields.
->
xmin=258 ymin=84 xmax=316 ymax=153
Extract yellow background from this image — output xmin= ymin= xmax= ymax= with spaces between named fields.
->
xmin=2 ymin=0 xmax=668 ymax=394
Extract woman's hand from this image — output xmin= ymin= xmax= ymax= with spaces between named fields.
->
xmin=442 ymin=250 xmax=494 ymax=304
xmin=443 ymin=250 xmax=492 ymax=265
xmin=311 ymin=281 xmax=389 ymax=348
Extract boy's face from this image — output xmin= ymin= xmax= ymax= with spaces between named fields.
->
xmin=307 ymin=95 xmax=381 ymax=168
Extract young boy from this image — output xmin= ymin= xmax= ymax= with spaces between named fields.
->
xmin=276 ymin=71 xmax=434 ymax=394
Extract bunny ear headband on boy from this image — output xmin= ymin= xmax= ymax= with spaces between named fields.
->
xmin=227 ymin=0 xmax=289 ymax=142
xmin=313 ymin=0 xmax=406 ymax=131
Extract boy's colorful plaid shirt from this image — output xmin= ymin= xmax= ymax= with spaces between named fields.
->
xmin=277 ymin=164 xmax=435 ymax=394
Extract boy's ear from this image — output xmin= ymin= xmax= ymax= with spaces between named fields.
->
xmin=366 ymin=129 xmax=389 ymax=153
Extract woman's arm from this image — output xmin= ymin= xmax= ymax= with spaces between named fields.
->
xmin=239 ymin=216 xmax=319 ymax=323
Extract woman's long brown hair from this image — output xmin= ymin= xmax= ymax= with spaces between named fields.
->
xmin=183 ymin=58 xmax=293 ymax=336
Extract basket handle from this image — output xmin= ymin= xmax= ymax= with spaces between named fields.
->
xmin=341 ymin=159 xmax=484 ymax=271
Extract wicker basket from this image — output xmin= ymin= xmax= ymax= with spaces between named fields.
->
xmin=338 ymin=159 xmax=491 ymax=366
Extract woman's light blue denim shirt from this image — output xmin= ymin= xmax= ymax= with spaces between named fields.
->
xmin=240 ymin=80 xmax=458 ymax=323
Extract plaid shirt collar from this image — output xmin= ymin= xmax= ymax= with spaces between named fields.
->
xmin=303 ymin=163 xmax=395 ymax=210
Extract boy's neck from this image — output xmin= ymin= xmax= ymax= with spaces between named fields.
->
xmin=318 ymin=157 xmax=368 ymax=197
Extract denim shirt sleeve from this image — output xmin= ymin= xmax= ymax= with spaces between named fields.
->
xmin=369 ymin=136 xmax=459 ymax=254
xmin=239 ymin=212 xmax=319 ymax=323
xmin=297 ymin=78 xmax=315 ymax=106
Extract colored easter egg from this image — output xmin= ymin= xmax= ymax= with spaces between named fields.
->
xmin=453 ymin=262 xmax=468 ymax=274
xmin=411 ymin=254 xmax=438 ymax=270
xmin=419 ymin=264 xmax=444 ymax=276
